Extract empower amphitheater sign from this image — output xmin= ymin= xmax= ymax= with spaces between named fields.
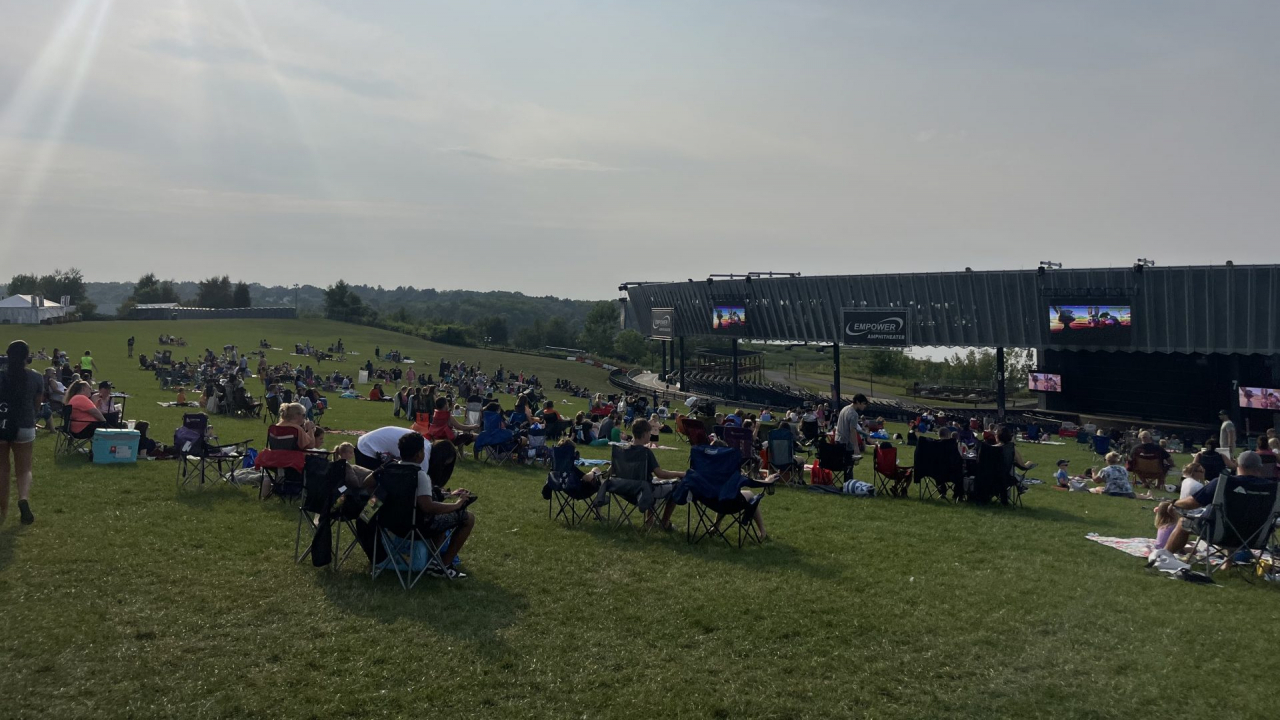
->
xmin=842 ymin=308 xmax=909 ymax=347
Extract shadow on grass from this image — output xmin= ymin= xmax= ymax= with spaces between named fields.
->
xmin=559 ymin=508 xmax=842 ymax=581
xmin=314 ymin=567 xmax=529 ymax=656
xmin=0 ymin=525 xmax=19 ymax=572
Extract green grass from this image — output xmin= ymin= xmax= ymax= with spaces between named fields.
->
xmin=2 ymin=319 xmax=1277 ymax=719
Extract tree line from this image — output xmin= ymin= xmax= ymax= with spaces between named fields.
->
xmin=321 ymin=279 xmax=656 ymax=364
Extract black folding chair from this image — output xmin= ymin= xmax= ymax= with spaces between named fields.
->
xmin=914 ymin=437 xmax=964 ymax=502
xmin=175 ymin=414 xmax=249 ymax=489
xmin=296 ymin=459 xmax=360 ymax=569
xmin=815 ymin=437 xmax=854 ymax=485
xmin=599 ymin=444 xmax=673 ymax=531
xmin=766 ymin=428 xmax=803 ymax=486
xmin=368 ymin=463 xmax=449 ymax=589
xmin=1178 ymin=475 xmax=1280 ymax=579
xmin=544 ymin=444 xmax=599 ymax=526
xmin=53 ymin=405 xmax=96 ymax=457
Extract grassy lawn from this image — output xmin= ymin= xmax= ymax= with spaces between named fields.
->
xmin=1 ymin=320 xmax=1276 ymax=719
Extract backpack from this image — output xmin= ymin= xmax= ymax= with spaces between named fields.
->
xmin=810 ymin=463 xmax=834 ymax=486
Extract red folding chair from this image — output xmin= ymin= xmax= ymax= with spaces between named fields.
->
xmin=872 ymin=443 xmax=914 ymax=498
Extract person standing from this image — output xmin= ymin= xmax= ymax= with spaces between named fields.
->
xmin=0 ymin=341 xmax=44 ymax=525
xmin=834 ymin=393 xmax=869 ymax=458
xmin=1218 ymin=410 xmax=1236 ymax=451
xmin=79 ymin=349 xmax=97 ymax=382
xmin=127 ymin=336 xmax=135 ymax=358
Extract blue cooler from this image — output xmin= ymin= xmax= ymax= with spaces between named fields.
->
xmin=92 ymin=429 xmax=141 ymax=464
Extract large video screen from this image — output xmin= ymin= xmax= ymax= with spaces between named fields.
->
xmin=1239 ymin=386 xmax=1280 ymax=410
xmin=711 ymin=304 xmax=747 ymax=332
xmin=1048 ymin=303 xmax=1132 ymax=345
xmin=1029 ymin=372 xmax=1062 ymax=392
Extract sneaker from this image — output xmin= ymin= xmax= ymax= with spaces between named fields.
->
xmin=1147 ymin=550 xmax=1189 ymax=574
xmin=427 ymin=565 xmax=468 ymax=579
xmin=18 ymin=499 xmax=34 ymax=525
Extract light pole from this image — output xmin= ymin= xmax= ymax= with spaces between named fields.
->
xmin=293 ymin=284 xmax=300 ymax=310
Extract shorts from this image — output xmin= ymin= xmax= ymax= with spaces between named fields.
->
xmin=419 ymin=508 xmax=469 ymax=535
xmin=6 ymin=428 xmax=37 ymax=444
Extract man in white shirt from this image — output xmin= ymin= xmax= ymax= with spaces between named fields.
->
xmin=1218 ymin=410 xmax=1236 ymax=450
xmin=355 ymin=426 xmax=416 ymax=469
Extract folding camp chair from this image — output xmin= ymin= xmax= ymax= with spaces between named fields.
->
xmin=968 ymin=443 xmax=1017 ymax=506
xmin=872 ymin=442 xmax=914 ymax=498
xmin=1177 ymin=476 xmax=1280 ymax=579
xmin=814 ymin=436 xmax=854 ymax=485
xmin=545 ymin=419 xmax=572 ymax=444
xmin=766 ymin=428 xmax=803 ymax=486
xmin=1131 ymin=455 xmax=1169 ymax=490
xmin=722 ymin=425 xmax=761 ymax=478
xmin=465 ymin=401 xmax=482 ymax=428
xmin=175 ymin=414 xmax=250 ymax=489
xmin=543 ymin=444 xmax=599 ymax=526
xmin=476 ymin=411 xmax=517 ymax=466
xmin=53 ymin=405 xmax=95 ymax=457
xmin=1092 ymin=434 xmax=1112 ymax=461
xmin=369 ymin=463 xmax=450 ymax=589
xmin=676 ymin=445 xmax=767 ymax=548
xmin=525 ymin=426 xmax=552 ymax=466
xmin=683 ymin=418 xmax=710 ymax=447
xmin=599 ymin=444 xmax=675 ymax=531
xmin=263 ymin=394 xmax=282 ymax=424
xmin=295 ymin=459 xmax=360 ymax=570
xmin=913 ymin=436 xmax=963 ymax=502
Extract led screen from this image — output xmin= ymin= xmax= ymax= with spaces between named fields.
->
xmin=1029 ymin=372 xmax=1062 ymax=392
xmin=1048 ymin=304 xmax=1132 ymax=345
xmin=1239 ymin=387 xmax=1280 ymax=410
xmin=711 ymin=305 xmax=747 ymax=332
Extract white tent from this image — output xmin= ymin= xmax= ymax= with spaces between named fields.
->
xmin=0 ymin=295 xmax=69 ymax=325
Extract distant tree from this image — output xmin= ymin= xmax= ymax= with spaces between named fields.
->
xmin=5 ymin=274 xmax=40 ymax=296
xmin=323 ymin=279 xmax=371 ymax=321
xmin=232 ymin=281 xmax=251 ymax=308
xmin=578 ymin=301 xmax=619 ymax=356
xmin=472 ymin=316 xmax=509 ymax=346
xmin=513 ymin=320 xmax=544 ymax=350
xmin=613 ymin=329 xmax=651 ymax=363
xmin=129 ymin=273 xmax=182 ymax=304
xmin=543 ymin=316 xmax=575 ymax=349
xmin=194 ymin=276 xmax=234 ymax=308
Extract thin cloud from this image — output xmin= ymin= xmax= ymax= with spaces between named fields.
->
xmin=437 ymin=146 xmax=624 ymax=172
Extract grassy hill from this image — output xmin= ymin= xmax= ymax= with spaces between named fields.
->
xmin=0 ymin=319 xmax=1275 ymax=719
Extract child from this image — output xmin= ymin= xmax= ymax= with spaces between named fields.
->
xmin=1153 ymin=500 xmax=1178 ymax=551
xmin=1054 ymin=459 xmax=1071 ymax=488
xmin=175 ymin=387 xmax=188 ymax=405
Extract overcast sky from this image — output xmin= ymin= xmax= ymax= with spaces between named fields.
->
xmin=1 ymin=1 xmax=1277 ymax=300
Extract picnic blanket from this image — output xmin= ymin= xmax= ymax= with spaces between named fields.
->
xmin=574 ymin=458 xmax=610 ymax=467
xmin=156 ymin=401 xmax=199 ymax=408
xmin=608 ymin=442 xmax=680 ymax=451
xmin=323 ymin=429 xmax=366 ymax=437
xmin=1086 ymin=533 xmax=1155 ymax=558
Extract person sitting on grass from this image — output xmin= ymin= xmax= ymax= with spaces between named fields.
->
xmin=592 ymin=419 xmax=685 ymax=530
xmin=396 ymin=432 xmax=474 ymax=579
xmin=1094 ymin=452 xmax=1136 ymax=498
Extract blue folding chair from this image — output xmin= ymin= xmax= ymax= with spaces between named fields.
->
xmin=542 ymin=444 xmax=598 ymax=526
xmin=673 ymin=446 xmax=767 ymax=548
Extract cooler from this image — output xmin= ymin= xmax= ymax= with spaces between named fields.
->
xmin=92 ymin=429 xmax=141 ymax=464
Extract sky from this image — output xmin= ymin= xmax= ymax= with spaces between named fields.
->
xmin=1 ymin=1 xmax=1277 ymax=300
